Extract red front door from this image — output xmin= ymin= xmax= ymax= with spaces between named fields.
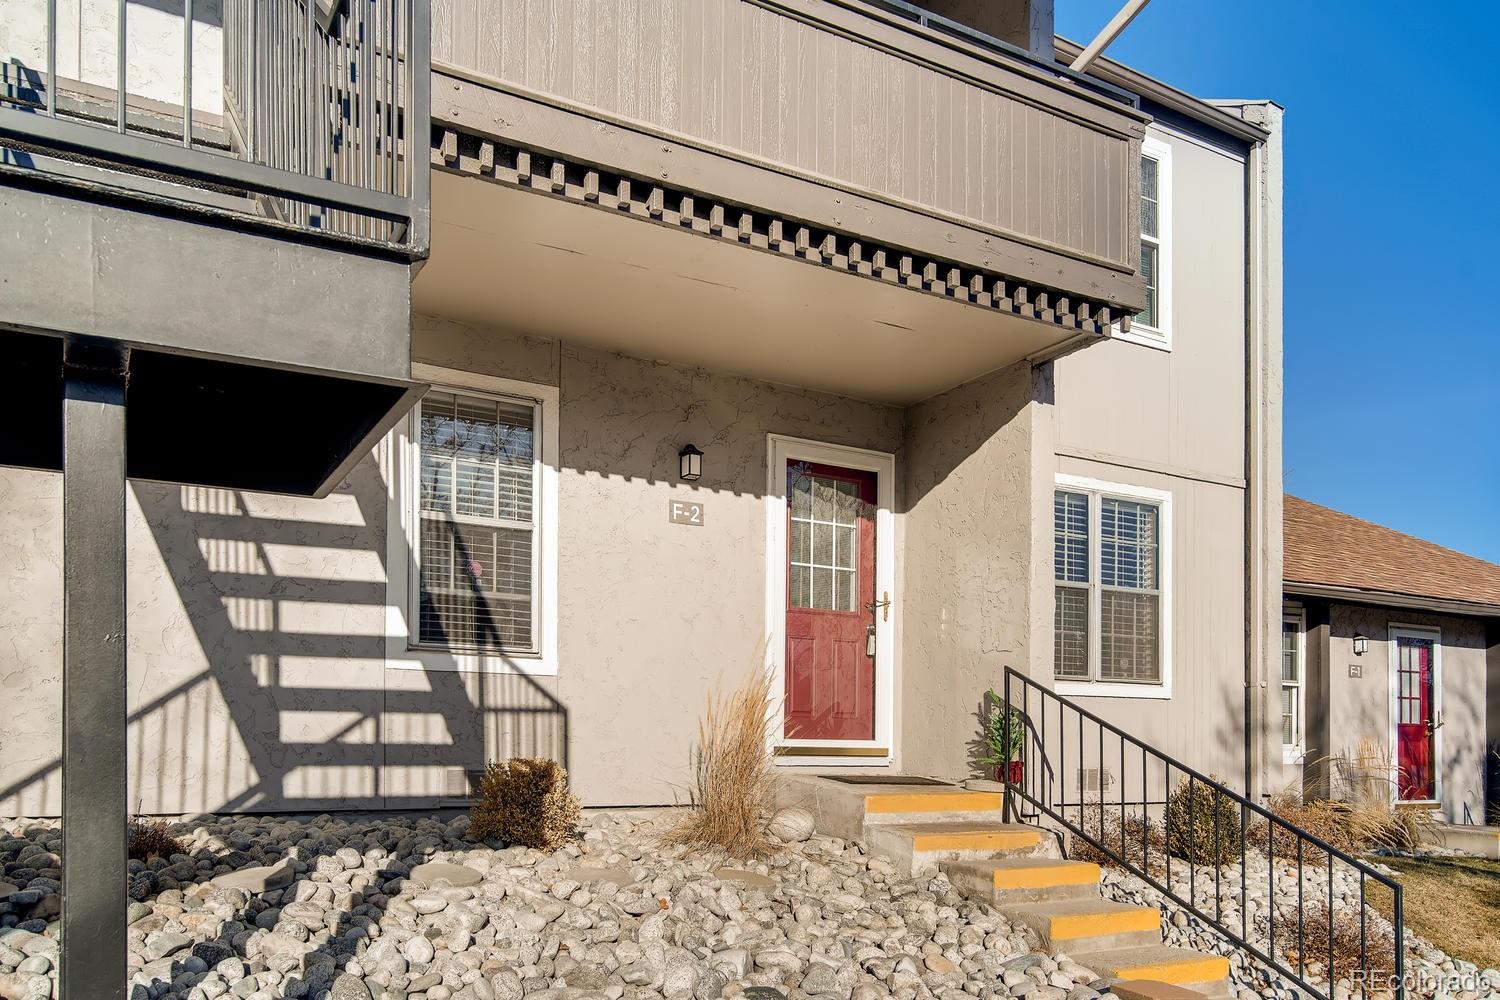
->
xmin=1395 ymin=635 xmax=1436 ymax=800
xmin=784 ymin=460 xmax=877 ymax=742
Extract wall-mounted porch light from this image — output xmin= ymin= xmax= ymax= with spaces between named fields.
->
xmin=678 ymin=443 xmax=704 ymax=482
xmin=1353 ymin=633 xmax=1368 ymax=656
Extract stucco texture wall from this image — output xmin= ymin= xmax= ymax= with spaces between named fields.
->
xmin=0 ymin=316 xmax=911 ymax=814
xmin=1320 ymin=603 xmax=1489 ymax=824
xmin=899 ymin=362 xmax=1039 ymax=780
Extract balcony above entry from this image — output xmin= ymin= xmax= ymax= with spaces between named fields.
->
xmin=418 ymin=0 xmax=1151 ymax=403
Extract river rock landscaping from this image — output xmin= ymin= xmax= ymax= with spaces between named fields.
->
xmin=0 ymin=809 xmax=1112 ymax=1000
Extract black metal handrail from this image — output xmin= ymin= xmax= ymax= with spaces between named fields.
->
xmin=1000 ymin=666 xmax=1405 ymax=1000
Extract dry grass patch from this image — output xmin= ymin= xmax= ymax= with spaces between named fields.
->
xmin=128 ymin=818 xmax=186 ymax=862
xmin=662 ymin=665 xmax=778 ymax=859
xmin=1376 ymin=854 xmax=1500 ymax=972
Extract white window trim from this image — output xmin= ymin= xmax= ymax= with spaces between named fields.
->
xmin=383 ymin=364 xmax=560 ymax=675
xmin=1386 ymin=623 xmax=1442 ymax=806
xmin=1052 ymin=473 xmax=1173 ymax=700
xmin=1281 ymin=610 xmax=1306 ymax=763
xmin=1115 ymin=134 xmax=1173 ymax=352
xmin=764 ymin=434 xmax=897 ymax=767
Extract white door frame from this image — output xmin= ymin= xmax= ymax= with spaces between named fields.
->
xmin=764 ymin=434 xmax=896 ymax=767
xmin=1387 ymin=623 xmax=1442 ymax=807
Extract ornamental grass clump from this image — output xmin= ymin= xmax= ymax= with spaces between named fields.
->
xmin=127 ymin=818 xmax=186 ymax=862
xmin=468 ymin=757 xmax=581 ymax=851
xmin=1164 ymin=775 xmax=1244 ymax=866
xmin=662 ymin=664 xmax=779 ymax=859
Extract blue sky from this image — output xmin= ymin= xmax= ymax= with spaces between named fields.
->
xmin=1053 ymin=1 xmax=1500 ymax=563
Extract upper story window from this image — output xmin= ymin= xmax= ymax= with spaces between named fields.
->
xmin=415 ymin=388 xmax=541 ymax=653
xmin=1140 ymin=155 xmax=1161 ymax=326
xmin=1122 ymin=135 xmax=1172 ymax=350
xmin=1053 ymin=475 xmax=1173 ymax=698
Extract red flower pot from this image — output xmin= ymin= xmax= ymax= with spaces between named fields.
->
xmin=996 ymin=760 xmax=1024 ymax=785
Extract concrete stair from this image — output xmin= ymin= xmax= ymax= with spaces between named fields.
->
xmin=777 ymin=774 xmax=1232 ymax=999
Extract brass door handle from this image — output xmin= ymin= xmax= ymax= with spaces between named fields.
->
xmin=864 ymin=591 xmax=891 ymax=621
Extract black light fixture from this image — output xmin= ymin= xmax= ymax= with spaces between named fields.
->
xmin=1353 ymin=633 xmax=1368 ymax=656
xmin=678 ymin=443 xmax=704 ymax=482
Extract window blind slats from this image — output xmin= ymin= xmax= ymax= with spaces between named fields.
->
xmin=416 ymin=390 xmax=539 ymax=652
xmin=1055 ymin=487 xmax=1164 ymax=686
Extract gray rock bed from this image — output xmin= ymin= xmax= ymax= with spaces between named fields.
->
xmin=0 ymin=810 xmax=1107 ymax=1000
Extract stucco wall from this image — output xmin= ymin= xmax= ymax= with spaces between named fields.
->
xmin=0 ymin=316 xmax=911 ymax=814
xmin=899 ymin=361 xmax=1039 ymax=780
xmin=1316 ymin=603 xmax=1490 ymax=824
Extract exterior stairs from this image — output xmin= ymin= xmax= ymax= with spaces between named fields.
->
xmin=775 ymin=775 xmax=1232 ymax=999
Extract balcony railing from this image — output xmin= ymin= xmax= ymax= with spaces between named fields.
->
xmin=0 ymin=0 xmax=429 ymax=254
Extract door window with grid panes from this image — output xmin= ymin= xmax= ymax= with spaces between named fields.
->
xmin=414 ymin=390 xmax=540 ymax=652
xmin=788 ymin=469 xmax=866 ymax=612
xmin=1053 ymin=481 xmax=1168 ymax=687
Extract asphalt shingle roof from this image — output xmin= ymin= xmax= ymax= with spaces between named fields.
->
xmin=1283 ymin=495 xmax=1500 ymax=610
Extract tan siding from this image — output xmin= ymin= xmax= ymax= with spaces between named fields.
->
xmin=1049 ymin=459 xmax=1249 ymax=784
xmin=432 ymin=0 xmax=1135 ymax=266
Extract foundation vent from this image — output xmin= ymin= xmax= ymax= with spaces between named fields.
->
xmin=443 ymin=767 xmax=485 ymax=801
xmin=1077 ymin=767 xmax=1115 ymax=794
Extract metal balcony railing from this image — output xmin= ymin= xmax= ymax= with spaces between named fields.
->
xmin=0 ymin=0 xmax=429 ymax=254
xmin=1000 ymin=666 xmax=1407 ymax=1000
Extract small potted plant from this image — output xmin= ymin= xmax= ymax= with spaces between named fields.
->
xmin=980 ymin=687 xmax=1025 ymax=785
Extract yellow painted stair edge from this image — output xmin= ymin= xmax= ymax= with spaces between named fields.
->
xmin=1048 ymin=906 xmax=1160 ymax=940
xmin=909 ymin=828 xmax=1043 ymax=852
xmin=1111 ymin=954 xmax=1231 ymax=985
xmin=993 ymin=861 xmax=1102 ymax=890
xmin=864 ymin=791 xmax=1003 ymax=814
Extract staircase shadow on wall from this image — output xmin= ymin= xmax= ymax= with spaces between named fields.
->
xmin=0 ymin=454 xmax=568 ymax=816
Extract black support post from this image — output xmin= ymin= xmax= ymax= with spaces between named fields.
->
xmin=60 ymin=340 xmax=130 ymax=1000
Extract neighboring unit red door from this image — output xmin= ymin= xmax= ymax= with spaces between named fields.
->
xmin=1395 ymin=635 xmax=1436 ymax=800
xmin=784 ymin=460 xmax=877 ymax=742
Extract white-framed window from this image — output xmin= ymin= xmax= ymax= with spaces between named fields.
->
xmin=384 ymin=364 xmax=559 ymax=674
xmin=1281 ymin=612 xmax=1305 ymax=758
xmin=414 ymin=389 xmax=540 ymax=651
xmin=1053 ymin=474 xmax=1173 ymax=699
xmin=1118 ymin=134 xmax=1172 ymax=351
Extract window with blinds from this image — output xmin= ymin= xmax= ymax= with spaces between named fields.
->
xmin=1053 ymin=483 xmax=1167 ymax=687
xmin=1054 ymin=491 xmax=1090 ymax=679
xmin=414 ymin=390 xmax=539 ymax=652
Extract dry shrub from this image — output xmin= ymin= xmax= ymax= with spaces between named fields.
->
xmin=468 ymin=757 xmax=581 ymax=851
xmin=1331 ymin=740 xmax=1438 ymax=852
xmin=1251 ymin=793 xmax=1363 ymax=867
xmin=662 ymin=664 xmax=778 ymax=858
xmin=1272 ymin=900 xmax=1397 ymax=986
xmin=128 ymin=818 xmax=186 ymax=862
xmin=1164 ymin=776 xmax=1243 ymax=865
xmin=1273 ymin=740 xmax=1439 ymax=857
xmin=1071 ymin=805 xmax=1166 ymax=871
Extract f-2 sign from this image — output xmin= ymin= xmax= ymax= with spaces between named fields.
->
xmin=669 ymin=499 xmax=705 ymax=526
